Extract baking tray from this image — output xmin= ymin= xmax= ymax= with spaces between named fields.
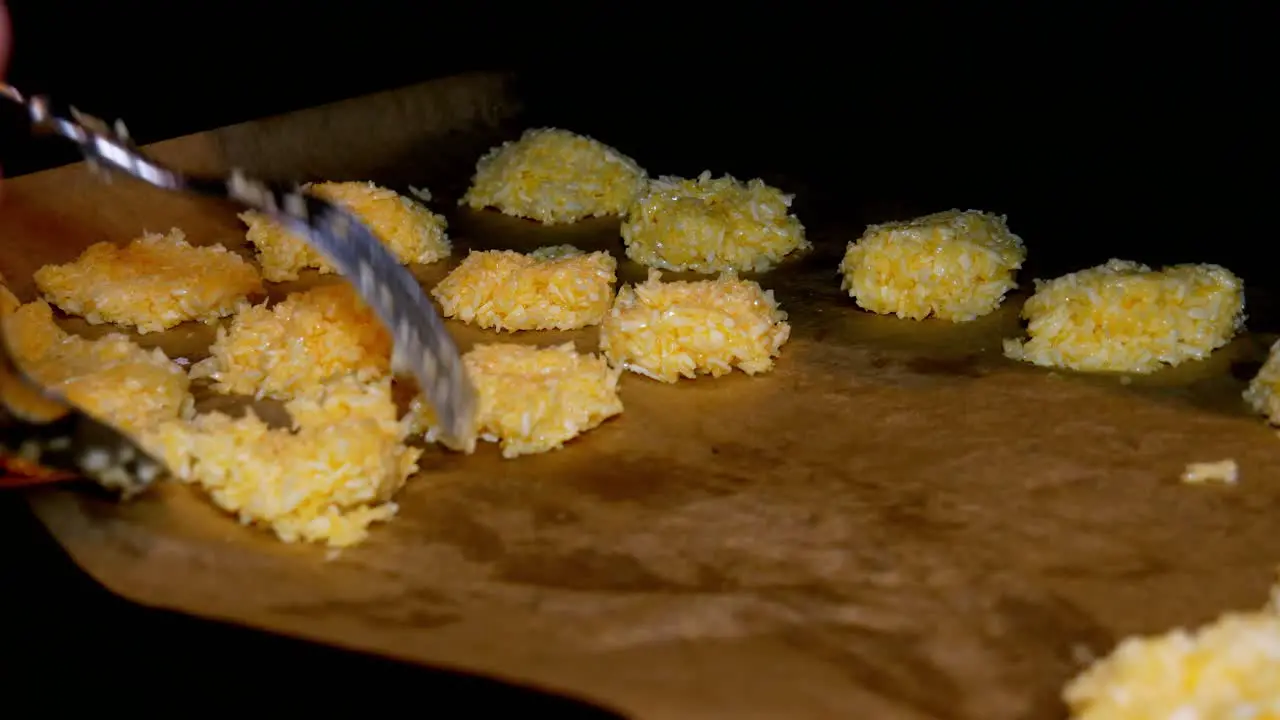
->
xmin=3 ymin=70 xmax=1279 ymax=720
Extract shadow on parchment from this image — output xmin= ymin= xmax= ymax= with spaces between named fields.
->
xmin=0 ymin=493 xmax=628 ymax=717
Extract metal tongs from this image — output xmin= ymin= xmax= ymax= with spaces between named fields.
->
xmin=0 ymin=84 xmax=477 ymax=495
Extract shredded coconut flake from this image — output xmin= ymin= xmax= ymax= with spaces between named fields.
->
xmin=1004 ymin=259 xmax=1245 ymax=373
xmin=1180 ymin=459 xmax=1239 ymax=485
xmin=600 ymin=269 xmax=791 ymax=383
xmin=461 ymin=128 xmax=647 ymax=225
xmin=190 ymin=283 xmax=392 ymax=401
xmin=3 ymin=299 xmax=193 ymax=436
xmin=241 ymin=181 xmax=450 ymax=282
xmin=839 ymin=209 xmax=1026 ymax=322
xmin=1063 ymin=578 xmax=1280 ymax=719
xmin=406 ymin=342 xmax=623 ymax=458
xmin=143 ymin=376 xmax=419 ymax=548
xmin=431 ymin=246 xmax=617 ymax=331
xmin=32 ymin=228 xmax=264 ymax=334
xmin=622 ymin=170 xmax=809 ymax=274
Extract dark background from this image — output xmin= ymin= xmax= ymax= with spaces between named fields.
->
xmin=1 ymin=4 xmax=1269 ymax=280
xmin=0 ymin=1 xmax=1270 ymax=712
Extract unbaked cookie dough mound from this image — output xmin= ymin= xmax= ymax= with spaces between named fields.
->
xmin=839 ymin=209 xmax=1026 ymax=322
xmin=32 ymin=228 xmax=264 ymax=334
xmin=1003 ymin=259 xmax=1245 ymax=374
xmin=190 ymin=283 xmax=392 ymax=400
xmin=431 ymin=245 xmax=617 ymax=331
xmin=144 ymin=376 xmax=420 ymax=548
xmin=621 ymin=171 xmax=809 ymax=274
xmin=1063 ymin=578 xmax=1280 ymax=720
xmin=460 ymin=127 xmax=648 ymax=225
xmin=3 ymin=299 xmax=193 ymax=436
xmin=406 ymin=342 xmax=623 ymax=458
xmin=240 ymin=181 xmax=451 ymax=282
xmin=600 ymin=269 xmax=791 ymax=383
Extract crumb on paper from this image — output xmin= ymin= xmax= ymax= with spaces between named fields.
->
xmin=406 ymin=342 xmax=623 ymax=458
xmin=190 ymin=283 xmax=392 ymax=401
xmin=621 ymin=170 xmax=809 ymax=274
xmin=1003 ymin=259 xmax=1245 ymax=374
xmin=32 ymin=228 xmax=264 ymax=334
xmin=240 ymin=181 xmax=450 ymax=282
xmin=430 ymin=246 xmax=617 ymax=331
xmin=461 ymin=127 xmax=647 ymax=224
xmin=839 ymin=209 xmax=1025 ymax=322
xmin=1069 ymin=643 xmax=1098 ymax=667
xmin=600 ymin=269 xmax=791 ymax=383
xmin=1179 ymin=459 xmax=1239 ymax=485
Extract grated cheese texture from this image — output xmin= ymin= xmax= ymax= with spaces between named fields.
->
xmin=1242 ymin=339 xmax=1280 ymax=426
xmin=600 ymin=269 xmax=791 ymax=383
xmin=190 ymin=283 xmax=391 ymax=400
xmin=406 ymin=342 xmax=623 ymax=458
xmin=32 ymin=228 xmax=264 ymax=334
xmin=3 ymin=300 xmax=193 ymax=435
xmin=1063 ymin=580 xmax=1280 ymax=720
xmin=143 ymin=376 xmax=420 ymax=548
xmin=621 ymin=171 xmax=809 ymax=274
xmin=431 ymin=245 xmax=618 ymax=331
xmin=839 ymin=209 xmax=1026 ymax=321
xmin=1180 ymin=459 xmax=1239 ymax=486
xmin=461 ymin=127 xmax=648 ymax=225
xmin=1004 ymin=259 xmax=1245 ymax=374
xmin=240 ymin=181 xmax=451 ymax=282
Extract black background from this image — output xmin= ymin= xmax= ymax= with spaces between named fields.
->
xmin=1 ymin=4 xmax=1270 ymax=276
xmin=0 ymin=1 xmax=1271 ymax=713
xmin=2 ymin=4 xmax=1270 ymax=293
